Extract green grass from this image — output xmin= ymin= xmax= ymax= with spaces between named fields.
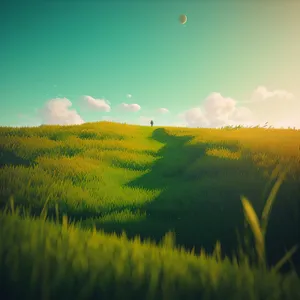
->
xmin=1 ymin=211 xmax=300 ymax=300
xmin=240 ymin=163 xmax=298 ymax=272
xmin=0 ymin=121 xmax=300 ymax=299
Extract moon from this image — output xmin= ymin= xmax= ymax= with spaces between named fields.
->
xmin=179 ymin=14 xmax=187 ymax=25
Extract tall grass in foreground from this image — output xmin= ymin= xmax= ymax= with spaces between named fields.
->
xmin=1 ymin=207 xmax=300 ymax=300
xmin=239 ymin=162 xmax=298 ymax=271
xmin=1 ymin=169 xmax=299 ymax=299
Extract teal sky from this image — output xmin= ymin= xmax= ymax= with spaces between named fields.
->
xmin=1 ymin=0 xmax=300 ymax=128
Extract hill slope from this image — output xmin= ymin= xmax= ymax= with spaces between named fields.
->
xmin=0 ymin=122 xmax=300 ymax=298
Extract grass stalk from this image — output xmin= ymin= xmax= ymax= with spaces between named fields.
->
xmin=240 ymin=163 xmax=298 ymax=271
xmin=261 ymin=166 xmax=289 ymax=237
xmin=241 ymin=196 xmax=265 ymax=268
xmin=9 ymin=196 xmax=15 ymax=215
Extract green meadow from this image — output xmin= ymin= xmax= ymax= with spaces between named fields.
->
xmin=0 ymin=121 xmax=300 ymax=299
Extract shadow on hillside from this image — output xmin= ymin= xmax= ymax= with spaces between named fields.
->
xmin=94 ymin=129 xmax=258 ymax=253
xmin=93 ymin=128 xmax=299 ymax=270
xmin=0 ymin=148 xmax=33 ymax=168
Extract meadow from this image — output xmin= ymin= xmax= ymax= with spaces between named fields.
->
xmin=0 ymin=121 xmax=300 ymax=299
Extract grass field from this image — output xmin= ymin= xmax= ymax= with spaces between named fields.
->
xmin=0 ymin=121 xmax=300 ymax=299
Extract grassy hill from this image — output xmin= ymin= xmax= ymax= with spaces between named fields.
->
xmin=0 ymin=121 xmax=300 ymax=299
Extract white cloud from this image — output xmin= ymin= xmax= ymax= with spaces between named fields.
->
xmin=83 ymin=95 xmax=111 ymax=112
xmin=251 ymin=86 xmax=295 ymax=102
xmin=126 ymin=94 xmax=132 ymax=99
xmin=182 ymin=86 xmax=300 ymax=129
xmin=246 ymin=86 xmax=299 ymax=128
xmin=119 ymin=103 xmax=141 ymax=112
xmin=182 ymin=93 xmax=240 ymax=128
xmin=203 ymin=93 xmax=237 ymax=127
xmin=157 ymin=108 xmax=170 ymax=114
xmin=39 ymin=98 xmax=84 ymax=125
xmin=183 ymin=107 xmax=209 ymax=127
xmin=229 ymin=106 xmax=253 ymax=121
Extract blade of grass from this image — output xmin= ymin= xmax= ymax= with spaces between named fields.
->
xmin=212 ymin=240 xmax=222 ymax=262
xmin=261 ymin=163 xmax=281 ymax=202
xmin=9 ymin=196 xmax=15 ymax=215
xmin=241 ymin=196 xmax=265 ymax=268
xmin=40 ymin=195 xmax=51 ymax=220
xmin=261 ymin=166 xmax=289 ymax=237
xmin=272 ymin=245 xmax=298 ymax=273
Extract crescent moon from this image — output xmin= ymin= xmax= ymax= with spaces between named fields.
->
xmin=179 ymin=14 xmax=187 ymax=25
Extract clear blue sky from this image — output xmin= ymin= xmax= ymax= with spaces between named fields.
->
xmin=1 ymin=0 xmax=300 ymax=128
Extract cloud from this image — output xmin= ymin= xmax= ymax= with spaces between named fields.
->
xmin=83 ymin=95 xmax=111 ymax=112
xmin=246 ymin=86 xmax=299 ymax=128
xmin=183 ymin=93 xmax=241 ymax=128
xmin=202 ymin=93 xmax=238 ymax=127
xmin=182 ymin=86 xmax=300 ymax=128
xmin=183 ymin=107 xmax=209 ymax=127
xmin=39 ymin=98 xmax=84 ymax=125
xmin=226 ymin=107 xmax=254 ymax=128
xmin=126 ymin=94 xmax=132 ymax=99
xmin=251 ymin=86 xmax=295 ymax=102
xmin=157 ymin=108 xmax=170 ymax=114
xmin=119 ymin=103 xmax=141 ymax=112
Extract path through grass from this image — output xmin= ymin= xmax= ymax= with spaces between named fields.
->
xmin=1 ymin=122 xmax=299 ymax=274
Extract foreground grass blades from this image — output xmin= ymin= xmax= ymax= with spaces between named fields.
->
xmin=1 ymin=213 xmax=300 ymax=300
xmin=240 ymin=163 xmax=298 ymax=271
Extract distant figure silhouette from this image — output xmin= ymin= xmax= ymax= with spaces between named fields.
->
xmin=150 ymin=120 xmax=154 ymax=127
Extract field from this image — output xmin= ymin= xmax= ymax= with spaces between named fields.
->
xmin=0 ymin=121 xmax=300 ymax=299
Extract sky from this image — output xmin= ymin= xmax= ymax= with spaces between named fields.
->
xmin=1 ymin=0 xmax=300 ymax=128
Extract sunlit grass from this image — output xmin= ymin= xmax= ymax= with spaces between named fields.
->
xmin=0 ymin=121 xmax=299 ymax=298
xmin=0 ymin=164 xmax=161 ymax=218
xmin=0 ymin=208 xmax=299 ymax=299
xmin=82 ymin=209 xmax=147 ymax=226
xmin=206 ymin=147 xmax=241 ymax=160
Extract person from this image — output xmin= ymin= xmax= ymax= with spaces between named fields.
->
xmin=150 ymin=120 xmax=154 ymax=127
